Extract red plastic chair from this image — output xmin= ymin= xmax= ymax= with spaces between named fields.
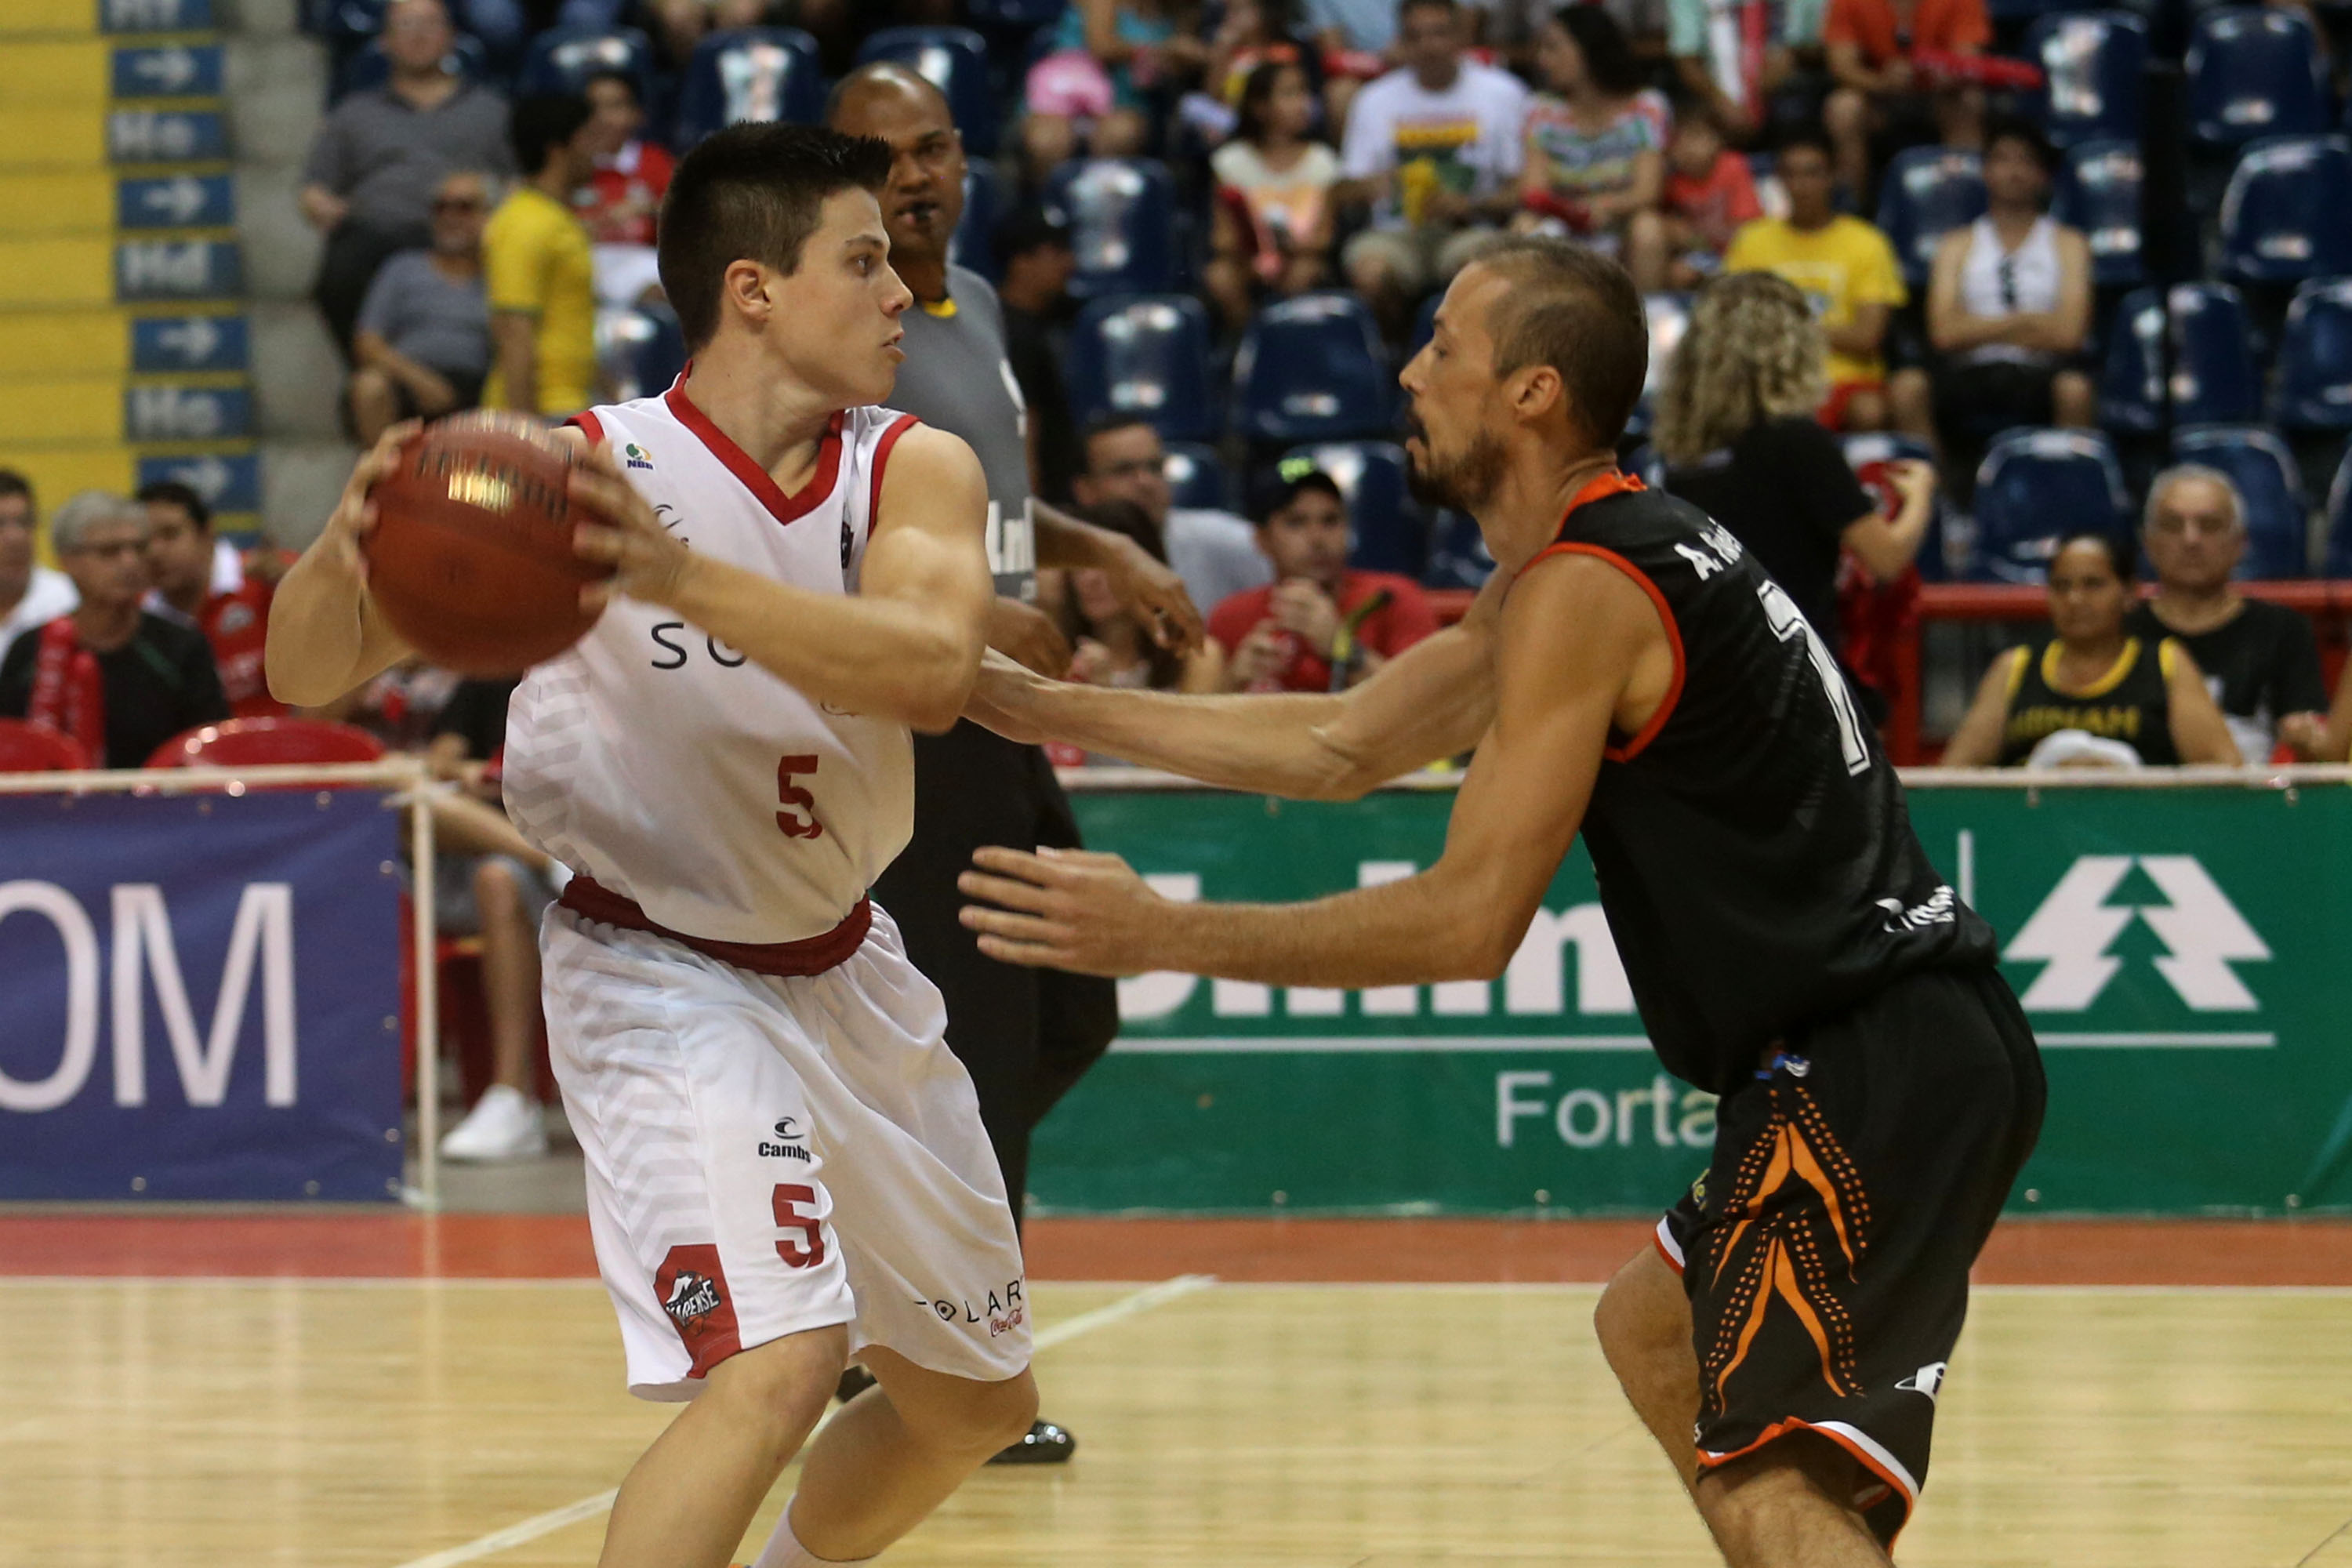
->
xmin=0 ymin=718 xmax=90 ymax=773
xmin=146 ymin=716 xmax=386 ymax=769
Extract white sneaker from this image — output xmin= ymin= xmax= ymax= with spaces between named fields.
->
xmin=439 ymin=1084 xmax=548 ymax=1162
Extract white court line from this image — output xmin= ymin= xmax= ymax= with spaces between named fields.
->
xmin=385 ymin=1273 xmax=1217 ymax=1568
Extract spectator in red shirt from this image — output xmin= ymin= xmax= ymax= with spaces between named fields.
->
xmin=1822 ymin=0 xmax=1989 ymax=201
xmin=139 ymin=481 xmax=283 ymax=720
xmin=575 ymin=69 xmax=673 ymax=308
xmin=1661 ymin=99 xmax=1762 ymax=289
xmin=1207 ymin=464 xmax=1441 ymax=691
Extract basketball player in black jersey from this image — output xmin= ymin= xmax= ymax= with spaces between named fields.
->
xmin=953 ymin=240 xmax=2045 ymax=1566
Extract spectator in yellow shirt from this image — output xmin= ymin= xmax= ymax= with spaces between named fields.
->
xmin=1724 ymin=125 xmax=1906 ymax=430
xmin=484 ymin=93 xmax=601 ymax=418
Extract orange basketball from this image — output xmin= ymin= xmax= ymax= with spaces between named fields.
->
xmin=363 ymin=411 xmax=612 ymax=676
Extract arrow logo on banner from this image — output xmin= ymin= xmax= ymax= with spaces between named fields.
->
xmin=155 ymin=316 xmax=220 ymax=364
xmin=162 ymin=455 xmax=232 ymax=500
xmin=131 ymin=46 xmax=198 ymax=91
xmin=141 ymin=175 xmax=208 ymax=224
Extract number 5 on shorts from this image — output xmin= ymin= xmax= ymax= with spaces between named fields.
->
xmin=774 ymin=1183 xmax=826 ymax=1269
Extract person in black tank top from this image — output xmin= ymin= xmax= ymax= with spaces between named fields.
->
xmin=1944 ymin=532 xmax=2240 ymax=769
xmin=960 ymin=243 xmax=2044 ymax=1566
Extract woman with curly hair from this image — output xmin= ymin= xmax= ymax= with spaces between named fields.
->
xmin=1655 ymin=270 xmax=1936 ymax=653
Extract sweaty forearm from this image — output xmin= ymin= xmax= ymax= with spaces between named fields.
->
xmin=663 ymin=554 xmax=981 ymax=732
xmin=1152 ymin=869 xmax=1503 ymax=988
xmin=1021 ymin=679 xmax=1364 ymax=794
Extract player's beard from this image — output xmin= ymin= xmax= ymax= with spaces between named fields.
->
xmin=1406 ymin=422 xmax=1509 ymax=514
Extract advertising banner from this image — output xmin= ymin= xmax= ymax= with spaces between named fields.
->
xmin=0 ymin=789 xmax=403 ymax=1200
xmin=1035 ymin=781 xmax=2352 ymax=1217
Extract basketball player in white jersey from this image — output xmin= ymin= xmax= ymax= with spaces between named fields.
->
xmin=267 ymin=124 xmax=1036 ymax=1568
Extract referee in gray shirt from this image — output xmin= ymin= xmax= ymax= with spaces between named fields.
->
xmin=829 ymin=67 xmax=1206 ymax=1464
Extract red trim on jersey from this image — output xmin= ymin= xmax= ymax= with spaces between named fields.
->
xmin=1522 ymin=471 xmax=1677 ymax=762
xmin=565 ymin=409 xmax=605 ymax=445
xmin=866 ymin=413 xmax=921 ymax=538
xmin=557 ymin=877 xmax=872 ymax=977
xmin=662 ymin=366 xmax=846 ymax=528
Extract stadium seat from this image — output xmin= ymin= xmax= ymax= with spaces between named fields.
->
xmin=599 ymin=303 xmax=687 ymax=402
xmin=2100 ymin=283 xmax=2261 ymax=433
xmin=856 ymin=26 xmax=999 ymax=156
xmin=1422 ymin=510 xmax=1494 ymax=590
xmin=520 ymin=25 xmax=657 ymax=107
xmin=1875 ymin=147 xmax=1987 ymax=288
xmin=2274 ymin=278 xmax=2352 ymax=430
xmin=1163 ymin=441 xmax=1234 ymax=511
xmin=2219 ymin=136 xmax=2352 ymax=286
xmin=966 ymin=0 xmax=1068 ymax=24
xmin=1283 ymin=441 xmax=1425 ymax=577
xmin=2172 ymin=424 xmax=2310 ymax=577
xmin=672 ymin=27 xmax=825 ymax=148
xmin=2027 ymin=11 xmax=2148 ymax=148
xmin=949 ymin=158 xmax=1007 ymax=281
xmin=1973 ymin=428 xmax=2131 ymax=583
xmin=2323 ymin=445 xmax=2352 ymax=573
xmin=1234 ymin=291 xmax=1392 ymax=445
xmin=2053 ymin=138 xmax=2145 ymax=287
xmin=147 ymin=717 xmax=387 ymax=770
xmin=2187 ymin=7 xmax=2328 ymax=149
xmin=1046 ymin=158 xmax=1181 ymax=299
xmin=0 ymin=719 xmax=89 ymax=773
xmin=1065 ymin=294 xmax=1219 ymax=443
xmin=1841 ymin=431 xmax=1955 ymax=579
xmin=334 ymin=32 xmax=488 ymax=101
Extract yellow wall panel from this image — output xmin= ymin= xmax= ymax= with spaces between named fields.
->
xmin=0 ymin=40 xmax=107 ymax=103
xmin=0 ymin=376 xmax=125 ymax=442
xmin=0 ymin=446 xmax=134 ymax=510
xmin=0 ymin=111 xmax=107 ymax=169
xmin=0 ymin=172 xmax=116 ymax=237
xmin=0 ymin=0 xmax=98 ymax=36
xmin=0 ymin=309 xmax=132 ymax=375
xmin=0 ymin=237 xmax=114 ymax=307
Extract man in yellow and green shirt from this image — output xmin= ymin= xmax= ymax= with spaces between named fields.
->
xmin=484 ymin=93 xmax=601 ymax=418
xmin=1726 ymin=125 xmax=1907 ymax=431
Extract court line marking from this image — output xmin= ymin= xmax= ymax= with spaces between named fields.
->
xmin=383 ymin=1273 xmax=1217 ymax=1568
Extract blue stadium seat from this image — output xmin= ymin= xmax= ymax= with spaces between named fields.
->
xmin=1841 ymin=432 xmax=1954 ymax=579
xmin=1233 ymin=291 xmax=1392 ymax=445
xmin=1046 ymin=158 xmax=1181 ymax=299
xmin=1064 ymin=294 xmax=1218 ymax=443
xmin=2187 ymin=7 xmax=2328 ymax=149
xmin=949 ymin=158 xmax=1007 ymax=281
xmin=2100 ymin=283 xmax=2262 ymax=433
xmin=1875 ymin=147 xmax=1987 ymax=288
xmin=1973 ymin=429 xmax=2131 ymax=583
xmin=2323 ymin=446 xmax=2352 ymax=573
xmin=965 ymin=0 xmax=1068 ymax=27
xmin=1283 ymin=441 xmax=1425 ymax=577
xmin=673 ymin=27 xmax=825 ymax=148
xmin=2028 ymin=12 xmax=2148 ymax=148
xmin=2052 ymin=138 xmax=2145 ymax=287
xmin=334 ymin=32 xmax=488 ymax=101
xmin=2274 ymin=278 xmax=2352 ymax=430
xmin=520 ymin=25 xmax=655 ymax=107
xmin=1423 ymin=510 xmax=1494 ymax=590
xmin=2172 ymin=424 xmax=2310 ymax=577
xmin=1162 ymin=442 xmax=1233 ymax=512
xmin=2219 ymin=136 xmax=2352 ymax=287
xmin=856 ymin=26 xmax=998 ymax=156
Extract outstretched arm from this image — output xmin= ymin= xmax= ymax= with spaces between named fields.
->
xmin=572 ymin=425 xmax=995 ymax=733
xmin=965 ymin=572 xmax=1508 ymax=798
xmin=956 ymin=554 xmax=1661 ymax=985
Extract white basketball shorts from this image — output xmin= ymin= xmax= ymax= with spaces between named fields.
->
xmin=541 ymin=903 xmax=1033 ymax=1399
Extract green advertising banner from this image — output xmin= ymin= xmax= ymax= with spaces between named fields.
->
xmin=1029 ymin=779 xmax=2352 ymax=1217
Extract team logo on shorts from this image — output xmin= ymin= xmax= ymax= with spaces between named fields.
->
xmin=654 ymin=1243 xmax=742 ymax=1377
xmin=759 ymin=1117 xmax=812 ymax=1162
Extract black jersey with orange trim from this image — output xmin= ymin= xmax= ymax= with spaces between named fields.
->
xmin=1534 ymin=474 xmax=1997 ymax=1096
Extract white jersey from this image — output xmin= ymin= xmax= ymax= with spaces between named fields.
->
xmin=1955 ymin=216 xmax=2064 ymax=365
xmin=505 ymin=379 xmax=921 ymax=946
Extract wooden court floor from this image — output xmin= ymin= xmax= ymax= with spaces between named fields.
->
xmin=2 ymin=1219 xmax=2350 ymax=1567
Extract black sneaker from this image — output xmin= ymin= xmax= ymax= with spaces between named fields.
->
xmin=834 ymin=1364 xmax=878 ymax=1404
xmin=988 ymin=1418 xmax=1076 ymax=1465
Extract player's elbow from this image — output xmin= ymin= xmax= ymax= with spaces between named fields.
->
xmin=265 ymin=646 xmax=338 ymax=709
xmin=899 ymin=641 xmax=982 ymax=734
xmin=1456 ymin=925 xmax=1519 ymax=984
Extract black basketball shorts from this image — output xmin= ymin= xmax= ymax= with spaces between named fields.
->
xmin=1656 ymin=965 xmax=2045 ymax=1548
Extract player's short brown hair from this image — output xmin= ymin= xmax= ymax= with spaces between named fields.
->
xmin=1472 ymin=237 xmax=1649 ymax=452
xmin=658 ymin=122 xmax=895 ymax=350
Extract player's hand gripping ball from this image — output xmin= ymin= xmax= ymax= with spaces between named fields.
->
xmin=363 ymin=410 xmax=612 ymax=674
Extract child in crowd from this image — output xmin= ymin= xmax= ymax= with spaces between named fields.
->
xmin=1661 ymin=102 xmax=1762 ymax=288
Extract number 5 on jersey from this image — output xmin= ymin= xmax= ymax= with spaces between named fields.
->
xmin=776 ymin=754 xmax=823 ymax=840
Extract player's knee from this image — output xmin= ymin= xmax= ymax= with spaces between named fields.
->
xmin=702 ymin=1328 xmax=846 ymax=1452
xmin=1594 ymin=1250 xmax=1682 ymax=1372
xmin=902 ymin=1367 xmax=1040 ymax=1458
xmin=474 ymin=857 xmax=518 ymax=909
